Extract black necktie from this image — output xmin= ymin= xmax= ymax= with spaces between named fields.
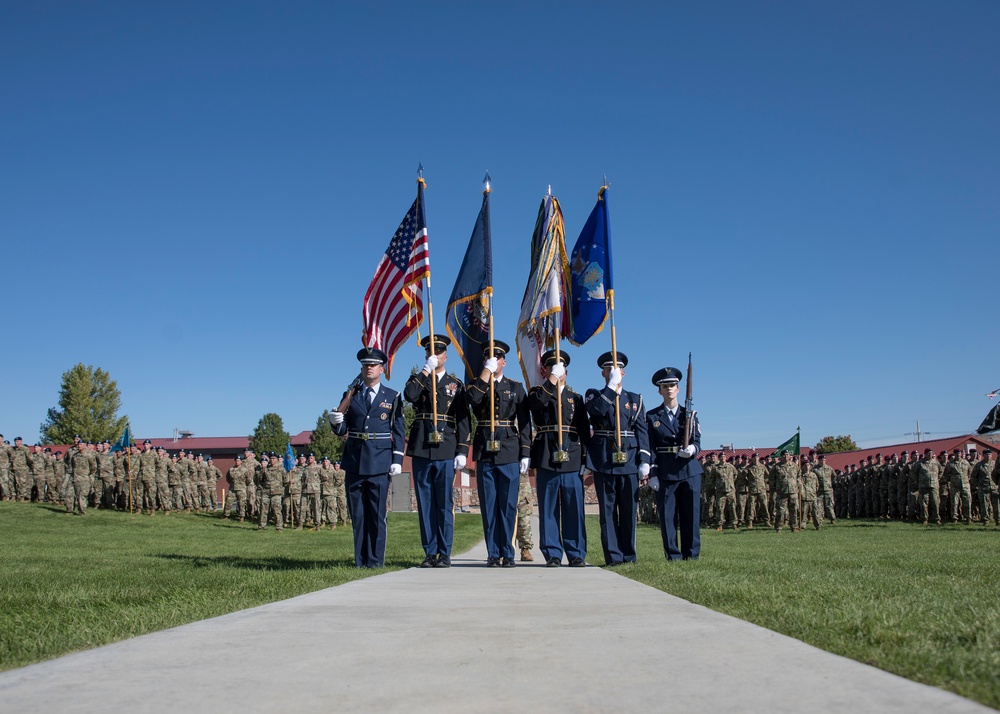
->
xmin=365 ymin=388 xmax=373 ymax=410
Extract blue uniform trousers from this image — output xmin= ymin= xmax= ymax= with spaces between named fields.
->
xmin=536 ymin=469 xmax=587 ymax=563
xmin=412 ymin=456 xmax=455 ymax=558
xmin=346 ymin=472 xmax=390 ymax=567
xmin=476 ymin=461 xmax=520 ymax=560
xmin=594 ymin=472 xmax=639 ymax=564
xmin=656 ymin=474 xmax=701 ymax=560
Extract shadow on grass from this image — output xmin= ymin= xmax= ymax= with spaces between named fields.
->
xmin=155 ymin=553 xmax=355 ymax=570
xmin=153 ymin=553 xmax=422 ymax=571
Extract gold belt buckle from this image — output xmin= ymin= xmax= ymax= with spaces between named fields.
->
xmin=612 ymin=451 xmax=629 ymax=464
xmin=360 ymin=433 xmax=371 ymax=441
xmin=553 ymin=450 xmax=569 ymax=463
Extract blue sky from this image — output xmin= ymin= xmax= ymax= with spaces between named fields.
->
xmin=2 ymin=1 xmax=997 ymax=449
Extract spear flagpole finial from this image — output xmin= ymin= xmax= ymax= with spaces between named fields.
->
xmin=483 ymin=171 xmax=491 ymax=193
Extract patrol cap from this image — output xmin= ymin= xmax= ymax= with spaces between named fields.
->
xmin=540 ymin=349 xmax=570 ymax=368
xmin=357 ymin=347 xmax=389 ymax=365
xmin=419 ymin=334 xmax=451 ymax=353
xmin=483 ymin=340 xmax=511 ymax=358
xmin=651 ymin=367 xmax=682 ymax=387
xmin=322 ymin=456 xmax=330 ymax=462
xmin=597 ymin=351 xmax=628 ymax=368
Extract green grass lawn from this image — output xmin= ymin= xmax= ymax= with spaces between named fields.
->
xmin=0 ymin=502 xmax=483 ymax=670
xmin=597 ymin=518 xmax=1000 ymax=709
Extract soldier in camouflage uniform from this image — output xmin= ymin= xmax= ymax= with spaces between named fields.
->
xmin=29 ymin=444 xmax=47 ymax=502
xmin=10 ymin=437 xmax=34 ymax=502
xmin=332 ymin=462 xmax=348 ymax=526
xmin=701 ymin=452 xmax=717 ymax=525
xmin=258 ymin=453 xmax=286 ymax=531
xmin=166 ymin=453 xmax=185 ymax=511
xmin=744 ymin=452 xmax=770 ymax=528
xmin=800 ymin=461 xmax=821 ymax=530
xmin=895 ymin=451 xmax=910 ymax=520
xmin=913 ymin=448 xmax=942 ymax=525
xmin=154 ymin=447 xmax=171 ymax=512
xmin=192 ymin=454 xmax=208 ymax=510
xmin=137 ymin=440 xmax=158 ymax=515
xmin=637 ymin=481 xmax=657 ymax=524
xmin=319 ymin=457 xmax=338 ymax=530
xmin=971 ymin=448 xmax=997 ymax=526
xmin=205 ymin=456 xmax=221 ymax=510
xmin=771 ymin=451 xmax=800 ymax=532
xmin=66 ymin=442 xmax=96 ymax=515
xmin=223 ymin=455 xmax=245 ymax=520
xmin=0 ymin=436 xmax=13 ymax=500
xmin=51 ymin=451 xmax=66 ymax=503
xmin=713 ymin=454 xmax=738 ymax=531
xmin=285 ymin=455 xmax=305 ymax=528
xmin=516 ymin=473 xmax=534 ymax=560
xmin=95 ymin=442 xmax=116 ymax=508
xmin=945 ymin=449 xmax=972 ymax=524
xmin=812 ymin=453 xmax=835 ymax=524
xmin=299 ymin=454 xmax=322 ymax=531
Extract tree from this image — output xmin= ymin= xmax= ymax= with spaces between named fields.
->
xmin=248 ymin=413 xmax=291 ymax=456
xmin=814 ymin=435 xmax=859 ymax=453
xmin=40 ymin=363 xmax=128 ymax=444
xmin=309 ymin=410 xmax=344 ymax=462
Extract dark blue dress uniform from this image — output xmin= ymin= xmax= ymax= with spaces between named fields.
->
xmin=646 ymin=367 xmax=702 ymax=560
xmin=403 ymin=340 xmax=471 ymax=566
xmin=466 ymin=341 xmax=531 ymax=564
xmin=527 ymin=350 xmax=591 ymax=566
xmin=585 ymin=352 xmax=650 ymax=565
xmin=332 ymin=351 xmax=405 ymax=568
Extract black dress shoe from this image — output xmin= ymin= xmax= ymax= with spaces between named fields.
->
xmin=420 ymin=555 xmax=437 ymax=568
xmin=433 ymin=554 xmax=451 ymax=568
xmin=486 ymin=557 xmax=500 ymax=568
xmin=569 ymin=557 xmax=586 ymax=567
xmin=546 ymin=557 xmax=561 ymax=568
xmin=501 ymin=557 xmax=516 ymax=568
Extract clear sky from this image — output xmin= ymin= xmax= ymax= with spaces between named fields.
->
xmin=2 ymin=1 xmax=997 ymax=449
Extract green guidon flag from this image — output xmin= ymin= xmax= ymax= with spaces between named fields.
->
xmin=773 ymin=430 xmax=801 ymax=457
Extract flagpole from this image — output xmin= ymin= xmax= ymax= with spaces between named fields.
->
xmin=484 ymin=174 xmax=497 ymax=449
xmin=599 ymin=180 xmax=624 ymax=459
xmin=419 ymin=167 xmax=442 ymax=444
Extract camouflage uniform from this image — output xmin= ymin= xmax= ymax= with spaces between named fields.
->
xmin=745 ymin=459 xmax=770 ymax=527
xmin=971 ymin=455 xmax=998 ymax=525
xmin=945 ymin=454 xmax=972 ymax=524
xmin=637 ymin=482 xmax=657 ymax=524
xmin=9 ymin=442 xmax=34 ymax=501
xmin=332 ymin=465 xmax=348 ymax=526
xmin=771 ymin=457 xmax=800 ymax=532
xmin=285 ymin=463 xmax=304 ymax=528
xmin=66 ymin=447 xmax=96 ymax=515
xmin=95 ymin=449 xmax=116 ymax=508
xmin=258 ymin=460 xmax=286 ymax=531
xmin=193 ymin=457 xmax=209 ymax=510
xmin=713 ymin=458 xmax=738 ymax=530
xmin=225 ymin=460 xmax=248 ymax=521
xmin=813 ymin=461 xmax=835 ymax=524
xmin=914 ymin=453 xmax=942 ymax=524
xmin=30 ymin=448 xmax=47 ymax=501
xmin=167 ymin=457 xmax=186 ymax=511
xmin=516 ymin=472 xmax=534 ymax=552
xmin=138 ymin=446 xmax=158 ymax=514
xmin=319 ymin=461 xmax=338 ymax=529
xmin=300 ymin=461 xmax=322 ymax=529
xmin=205 ymin=460 xmax=221 ymax=510
xmin=801 ymin=466 xmax=821 ymax=529
xmin=0 ymin=441 xmax=12 ymax=500
xmin=155 ymin=451 xmax=170 ymax=511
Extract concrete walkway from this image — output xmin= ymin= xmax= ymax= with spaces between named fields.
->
xmin=0 ymin=519 xmax=992 ymax=713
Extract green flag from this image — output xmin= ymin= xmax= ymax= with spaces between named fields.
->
xmin=773 ymin=430 xmax=800 ymax=457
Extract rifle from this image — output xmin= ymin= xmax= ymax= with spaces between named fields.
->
xmin=682 ymin=353 xmax=697 ymax=449
xmin=336 ymin=373 xmax=365 ymax=414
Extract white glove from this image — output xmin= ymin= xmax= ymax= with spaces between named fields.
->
xmin=580 ymin=467 xmax=589 ymax=477
xmin=648 ymin=476 xmax=659 ymax=492
xmin=454 ymin=454 xmax=467 ymax=470
xmin=484 ymin=357 xmax=498 ymax=374
xmin=680 ymin=445 xmax=696 ymax=458
xmin=550 ymin=363 xmax=566 ymax=379
xmin=608 ymin=367 xmax=622 ymax=389
xmin=329 ymin=411 xmax=344 ymax=425
xmin=639 ymin=463 xmax=650 ymax=478
xmin=389 ymin=463 xmax=401 ymax=476
xmin=519 ymin=457 xmax=530 ymax=475
xmin=423 ymin=354 xmax=439 ymax=373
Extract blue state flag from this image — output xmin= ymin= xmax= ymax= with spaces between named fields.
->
xmin=568 ymin=186 xmax=612 ymax=346
xmin=446 ymin=189 xmax=493 ymax=382
xmin=283 ymin=442 xmax=296 ymax=472
xmin=110 ymin=424 xmax=132 ymax=453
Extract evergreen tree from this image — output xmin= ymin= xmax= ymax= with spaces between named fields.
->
xmin=248 ymin=413 xmax=291 ymax=456
xmin=309 ymin=410 xmax=344 ymax=462
xmin=40 ymin=363 xmax=128 ymax=444
xmin=815 ymin=435 xmax=859 ymax=453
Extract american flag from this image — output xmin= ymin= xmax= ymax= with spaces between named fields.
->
xmin=362 ymin=181 xmax=430 ymax=379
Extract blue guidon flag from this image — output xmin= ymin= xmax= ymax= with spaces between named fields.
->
xmin=446 ymin=186 xmax=493 ymax=382
xmin=568 ymin=185 xmax=612 ymax=346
